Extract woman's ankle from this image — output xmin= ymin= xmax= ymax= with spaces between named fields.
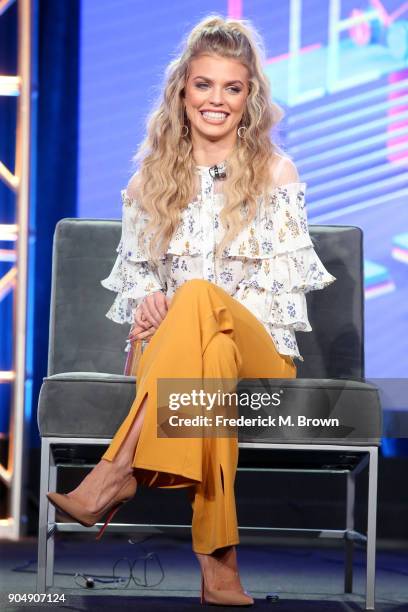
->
xmin=107 ymin=455 xmax=134 ymax=475
xmin=195 ymin=544 xmax=235 ymax=558
xmin=195 ymin=547 xmax=244 ymax=592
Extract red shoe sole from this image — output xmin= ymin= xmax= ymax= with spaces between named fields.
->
xmin=95 ymin=502 xmax=124 ymax=540
xmin=47 ymin=495 xmax=125 ymax=540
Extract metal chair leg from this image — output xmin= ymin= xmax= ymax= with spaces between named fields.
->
xmin=365 ymin=447 xmax=378 ymax=610
xmin=46 ymin=444 xmax=57 ymax=588
xmin=36 ymin=438 xmax=51 ymax=592
xmin=344 ymin=470 xmax=355 ymax=593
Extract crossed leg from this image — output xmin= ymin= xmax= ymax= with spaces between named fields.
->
xmin=65 ymin=397 xmax=148 ymax=512
xmin=66 ymin=279 xmax=296 ymax=522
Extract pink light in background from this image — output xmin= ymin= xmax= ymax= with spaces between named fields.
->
xmin=227 ymin=2 xmax=322 ymax=67
xmin=228 ymin=0 xmax=242 ymax=19
xmin=387 ymin=69 xmax=408 ymax=165
xmin=265 ymin=43 xmax=322 ymax=64
xmin=370 ymin=0 xmax=408 ymax=26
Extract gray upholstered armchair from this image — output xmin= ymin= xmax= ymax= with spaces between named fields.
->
xmin=37 ymin=219 xmax=382 ymax=610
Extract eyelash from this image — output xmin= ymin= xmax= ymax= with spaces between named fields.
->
xmin=195 ymin=83 xmax=241 ymax=94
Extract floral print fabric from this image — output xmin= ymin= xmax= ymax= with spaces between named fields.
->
xmin=101 ymin=166 xmax=336 ymax=362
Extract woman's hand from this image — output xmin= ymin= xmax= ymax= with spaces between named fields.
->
xmin=130 ymin=293 xmax=172 ymax=344
xmin=127 ymin=322 xmax=155 ymax=343
xmin=134 ymin=291 xmax=172 ymax=330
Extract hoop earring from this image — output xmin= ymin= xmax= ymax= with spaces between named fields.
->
xmin=181 ymin=125 xmax=189 ymax=138
xmin=237 ymin=125 xmax=247 ymax=139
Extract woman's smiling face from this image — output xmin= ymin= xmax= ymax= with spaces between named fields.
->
xmin=184 ymin=54 xmax=249 ymax=144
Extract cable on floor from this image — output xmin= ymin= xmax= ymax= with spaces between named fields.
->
xmin=11 ymin=534 xmax=165 ymax=590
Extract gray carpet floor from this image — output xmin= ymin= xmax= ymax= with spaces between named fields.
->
xmin=0 ymin=534 xmax=407 ymax=611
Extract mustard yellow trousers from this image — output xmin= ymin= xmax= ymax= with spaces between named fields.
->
xmin=102 ymin=279 xmax=296 ymax=554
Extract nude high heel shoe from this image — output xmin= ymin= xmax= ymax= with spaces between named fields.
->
xmin=47 ymin=475 xmax=137 ymax=540
xmin=196 ymin=546 xmax=254 ymax=606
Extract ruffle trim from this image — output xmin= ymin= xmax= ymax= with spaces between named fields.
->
xmin=120 ymin=191 xmax=203 ymax=260
xmin=103 ymin=292 xmax=139 ymax=325
xmin=100 ymin=252 xmax=163 ymax=301
xmin=101 ymin=249 xmax=163 ymax=323
xmin=221 ymin=182 xmax=312 ymax=259
xmin=233 ymin=244 xmax=335 ymax=328
xmin=267 ymin=325 xmax=304 ymax=362
xmin=234 ymin=284 xmax=312 ymax=332
xmin=232 ymin=241 xmax=336 ymax=362
xmin=263 ymin=182 xmax=310 ymax=255
xmin=239 ymin=245 xmax=337 ymax=297
xmin=119 ymin=182 xmax=313 ymax=261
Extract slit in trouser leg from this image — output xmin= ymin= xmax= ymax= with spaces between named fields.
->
xmin=128 ymin=391 xmax=148 ymax=463
xmin=101 ymin=388 xmax=149 ymax=465
xmin=218 ymin=458 xmax=235 ymax=551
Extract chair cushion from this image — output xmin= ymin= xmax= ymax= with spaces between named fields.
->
xmin=38 ymin=374 xmax=381 ymax=446
xmin=237 ymin=378 xmax=381 ymax=446
xmin=37 ymin=372 xmax=137 ymax=438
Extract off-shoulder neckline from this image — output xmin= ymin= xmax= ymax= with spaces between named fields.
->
xmin=121 ymin=181 xmax=307 ymax=204
xmin=193 ymin=165 xmax=306 ymax=191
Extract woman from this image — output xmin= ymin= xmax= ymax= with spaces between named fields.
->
xmin=47 ymin=15 xmax=336 ymax=606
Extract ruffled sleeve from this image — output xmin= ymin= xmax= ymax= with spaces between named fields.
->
xmin=100 ymin=189 xmax=165 ymax=324
xmin=231 ymin=182 xmax=336 ymax=362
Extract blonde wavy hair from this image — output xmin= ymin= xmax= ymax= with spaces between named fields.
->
xmin=128 ymin=14 xmax=286 ymax=265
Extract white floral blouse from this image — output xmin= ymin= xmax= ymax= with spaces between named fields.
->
xmin=101 ymin=165 xmax=336 ymax=362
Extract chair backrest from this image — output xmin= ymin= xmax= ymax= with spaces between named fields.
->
xmin=297 ymin=226 xmax=364 ymax=380
xmin=47 ymin=220 xmax=364 ymax=379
